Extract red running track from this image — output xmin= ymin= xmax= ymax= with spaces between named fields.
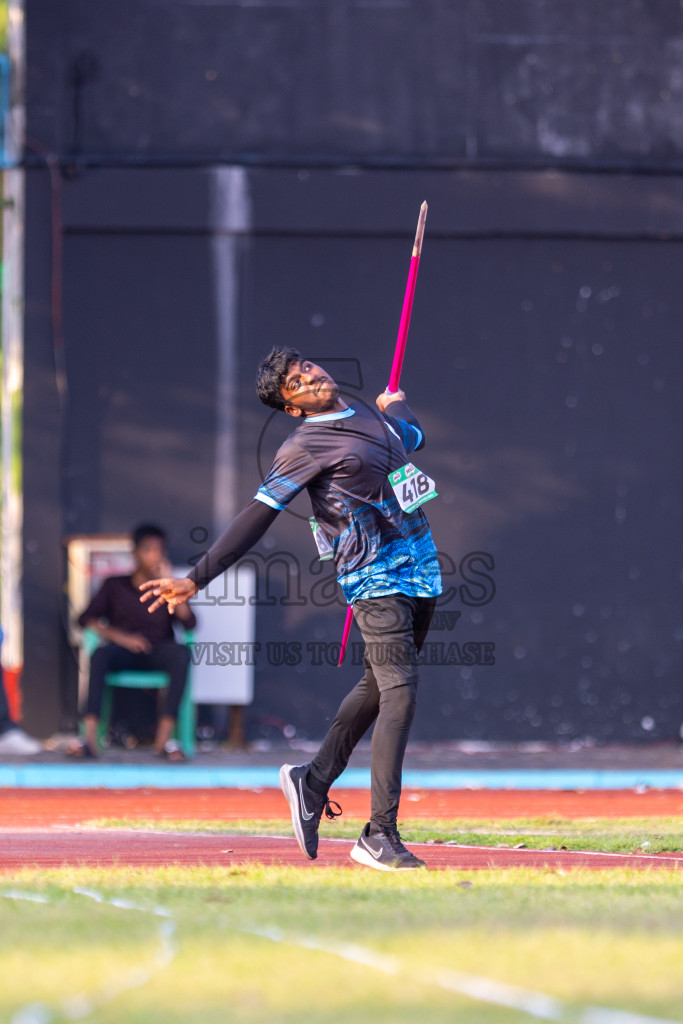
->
xmin=1 ymin=788 xmax=682 ymax=872
xmin=2 ymin=786 xmax=683 ymax=827
xmin=2 ymin=830 xmax=682 ymax=872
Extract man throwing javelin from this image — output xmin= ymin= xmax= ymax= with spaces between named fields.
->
xmin=141 ymin=348 xmax=442 ymax=870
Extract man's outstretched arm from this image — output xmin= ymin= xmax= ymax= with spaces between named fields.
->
xmin=139 ymin=499 xmax=279 ymax=613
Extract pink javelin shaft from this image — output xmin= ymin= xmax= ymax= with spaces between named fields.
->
xmin=338 ymin=202 xmax=428 ymax=665
xmin=338 ymin=606 xmax=354 ymax=666
xmin=387 ymin=259 xmax=419 ymax=392
xmin=388 ymin=200 xmax=428 ymax=393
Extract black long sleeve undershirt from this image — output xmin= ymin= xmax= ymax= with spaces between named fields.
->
xmin=187 ymin=499 xmax=279 ymax=590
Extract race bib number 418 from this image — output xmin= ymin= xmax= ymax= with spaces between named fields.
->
xmin=389 ymin=462 xmax=438 ymax=513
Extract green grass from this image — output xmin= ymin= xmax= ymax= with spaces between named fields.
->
xmin=89 ymin=815 xmax=683 ymax=854
xmin=2 ymin=865 xmax=683 ymax=1023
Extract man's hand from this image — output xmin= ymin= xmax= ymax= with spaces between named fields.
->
xmin=139 ymin=576 xmax=199 ymax=614
xmin=117 ymin=633 xmax=153 ymax=654
xmin=152 ymin=559 xmax=193 ymax=622
xmin=376 ymin=388 xmax=406 ymax=412
xmin=84 ymin=622 xmax=153 ymax=653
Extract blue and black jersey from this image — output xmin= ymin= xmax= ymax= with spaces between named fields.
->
xmin=189 ymin=399 xmax=442 ymax=604
xmin=256 ymin=402 xmax=441 ymax=603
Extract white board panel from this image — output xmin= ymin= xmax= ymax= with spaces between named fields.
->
xmin=187 ymin=565 xmax=256 ymax=706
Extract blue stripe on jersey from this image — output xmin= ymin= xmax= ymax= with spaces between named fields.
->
xmin=303 ymin=407 xmax=356 ymax=424
xmin=255 ymin=491 xmax=285 ymax=511
xmin=340 ymin=543 xmax=442 ymax=603
xmin=387 ymin=417 xmax=421 ymax=453
xmin=255 ymin=471 xmax=303 ymax=510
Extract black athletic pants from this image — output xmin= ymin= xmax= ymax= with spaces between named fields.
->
xmin=310 ymin=593 xmax=436 ymax=834
xmin=84 ymin=642 xmax=191 ymax=719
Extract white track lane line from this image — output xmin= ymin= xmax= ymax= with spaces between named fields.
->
xmin=441 ymin=844 xmax=683 ymax=865
xmin=3 ymin=888 xmax=178 ymax=1023
xmin=4 ymin=888 xmax=681 ymax=1024
xmin=244 ymin=925 xmax=682 ymax=1024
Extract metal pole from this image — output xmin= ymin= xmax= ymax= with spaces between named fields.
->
xmin=1 ymin=0 xmax=26 ymax=718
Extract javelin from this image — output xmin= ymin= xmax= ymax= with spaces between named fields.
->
xmin=338 ymin=201 xmax=428 ymax=666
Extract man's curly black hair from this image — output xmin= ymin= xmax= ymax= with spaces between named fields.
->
xmin=255 ymin=346 xmax=303 ymax=410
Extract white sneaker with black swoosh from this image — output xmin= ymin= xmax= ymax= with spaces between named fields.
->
xmin=350 ymin=823 xmax=426 ymax=871
xmin=279 ymin=763 xmax=342 ymax=860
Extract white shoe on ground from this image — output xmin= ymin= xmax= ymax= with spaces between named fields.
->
xmin=0 ymin=728 xmax=43 ymax=756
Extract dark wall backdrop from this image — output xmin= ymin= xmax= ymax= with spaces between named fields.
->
xmin=25 ymin=0 xmax=683 ymax=168
xmin=20 ymin=0 xmax=683 ymax=742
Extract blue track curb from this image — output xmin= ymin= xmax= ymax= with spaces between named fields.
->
xmin=1 ymin=764 xmax=682 ymax=790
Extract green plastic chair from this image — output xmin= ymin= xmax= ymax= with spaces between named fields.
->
xmin=82 ymin=628 xmax=196 ymax=757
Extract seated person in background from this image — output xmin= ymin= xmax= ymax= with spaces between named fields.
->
xmin=69 ymin=523 xmax=196 ymax=760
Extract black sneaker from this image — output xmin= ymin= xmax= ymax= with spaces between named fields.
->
xmin=279 ymin=763 xmax=342 ymax=860
xmin=350 ymin=823 xmax=426 ymax=871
